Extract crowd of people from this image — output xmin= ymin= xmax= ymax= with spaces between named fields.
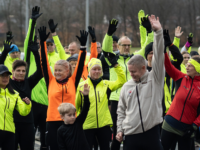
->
xmin=0 ymin=6 xmax=200 ymax=150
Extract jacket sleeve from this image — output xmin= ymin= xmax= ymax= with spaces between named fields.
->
xmin=0 ymin=47 xmax=7 ymax=64
xmin=164 ymin=53 xmax=185 ymax=81
xmin=71 ymin=49 xmax=86 ymax=89
xmin=139 ymin=25 xmax=147 ymax=49
xmin=108 ymin=64 xmax=126 ymax=91
xmin=170 ymin=37 xmax=180 ymax=61
xmin=57 ymin=130 xmax=67 ymax=150
xmin=117 ymin=85 xmax=126 ymax=133
xmin=40 ymin=41 xmax=54 ymax=90
xmin=181 ymin=45 xmax=192 ymax=53
xmin=100 ymin=54 xmax=110 ymax=80
xmin=102 ymin=34 xmax=113 ymax=53
xmin=24 ymin=19 xmax=36 ymax=64
xmin=52 ymin=35 xmax=70 ymax=60
xmin=15 ymin=95 xmax=32 ymax=116
xmin=151 ymin=29 xmax=165 ymax=84
xmin=134 ymin=31 xmax=154 ymax=58
xmin=76 ymin=95 xmax=90 ymax=125
xmin=27 ymin=51 xmax=43 ymax=89
xmin=81 ymin=42 xmax=98 ymax=80
xmin=170 ymin=45 xmax=183 ymax=69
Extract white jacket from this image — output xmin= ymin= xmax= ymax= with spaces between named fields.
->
xmin=117 ymin=29 xmax=165 ymax=135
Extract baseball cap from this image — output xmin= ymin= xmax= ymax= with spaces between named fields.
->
xmin=0 ymin=65 xmax=12 ymax=75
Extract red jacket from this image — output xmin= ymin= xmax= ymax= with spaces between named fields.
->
xmin=165 ymin=53 xmax=200 ymax=126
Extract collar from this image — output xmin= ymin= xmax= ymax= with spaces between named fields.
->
xmin=119 ymin=54 xmax=132 ymax=59
xmin=134 ymin=71 xmax=148 ymax=84
xmin=56 ymin=77 xmax=69 ymax=84
xmin=48 ymin=51 xmax=56 ymax=56
xmin=8 ymin=55 xmax=19 ymax=61
xmin=12 ymin=77 xmax=24 ymax=82
xmin=89 ymin=77 xmax=102 ymax=86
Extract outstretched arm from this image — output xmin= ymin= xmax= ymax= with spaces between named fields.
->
xmin=38 ymin=26 xmax=53 ymax=90
xmin=71 ymin=30 xmax=87 ymax=89
xmin=0 ymin=41 xmax=13 ymax=64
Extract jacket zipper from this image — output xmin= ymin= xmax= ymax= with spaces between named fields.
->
xmin=124 ymin=58 xmax=128 ymax=81
xmin=188 ymin=89 xmax=194 ymax=101
xmin=136 ymin=86 xmax=144 ymax=132
xmin=62 ymin=84 xmax=64 ymax=103
xmin=4 ymin=90 xmax=7 ymax=130
xmin=94 ymin=86 xmax=99 ymax=128
xmin=166 ymin=97 xmax=171 ymax=105
xmin=7 ymin=98 xmax=10 ymax=109
xmin=180 ymin=79 xmax=194 ymax=121
xmin=98 ymin=91 xmax=100 ymax=102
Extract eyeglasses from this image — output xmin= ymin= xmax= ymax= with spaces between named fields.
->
xmin=183 ymin=57 xmax=190 ymax=59
xmin=120 ymin=44 xmax=131 ymax=47
xmin=47 ymin=43 xmax=53 ymax=46
xmin=65 ymin=52 xmax=70 ymax=54
xmin=97 ymin=47 xmax=101 ymax=49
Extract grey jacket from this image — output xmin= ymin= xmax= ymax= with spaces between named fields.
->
xmin=117 ymin=29 xmax=165 ymax=135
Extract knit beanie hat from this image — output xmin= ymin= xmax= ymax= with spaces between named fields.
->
xmin=112 ymin=35 xmax=119 ymax=42
xmin=145 ymin=42 xmax=153 ymax=60
xmin=190 ymin=51 xmax=199 ymax=57
xmin=67 ymin=54 xmax=78 ymax=62
xmin=9 ymin=44 xmax=19 ymax=54
xmin=88 ymin=58 xmax=103 ymax=77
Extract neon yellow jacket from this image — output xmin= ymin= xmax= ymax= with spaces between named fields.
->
xmin=76 ymin=65 xmax=126 ymax=130
xmin=0 ymin=88 xmax=31 ymax=133
xmin=102 ymin=33 xmax=153 ymax=101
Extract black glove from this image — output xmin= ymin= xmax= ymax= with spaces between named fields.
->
xmin=103 ymin=51 xmax=118 ymax=67
xmin=3 ymin=40 xmax=14 ymax=53
xmin=38 ymin=26 xmax=50 ymax=42
xmin=183 ymin=124 xmax=198 ymax=138
xmin=187 ymin=33 xmax=193 ymax=45
xmin=107 ymin=19 xmax=118 ymax=36
xmin=163 ymin=29 xmax=172 ymax=47
xmin=28 ymin=36 xmax=39 ymax=53
xmin=141 ymin=16 xmax=152 ymax=33
xmin=88 ymin=26 xmax=96 ymax=43
xmin=76 ymin=30 xmax=88 ymax=47
xmin=31 ymin=6 xmax=42 ymax=21
xmin=48 ymin=19 xmax=58 ymax=33
xmin=6 ymin=31 xmax=14 ymax=42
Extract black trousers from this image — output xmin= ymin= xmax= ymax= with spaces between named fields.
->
xmin=46 ymin=121 xmax=63 ymax=150
xmin=84 ymin=126 xmax=111 ymax=150
xmin=110 ymin=100 xmax=121 ymax=150
xmin=14 ymin=122 xmax=35 ymax=150
xmin=124 ymin=125 xmax=163 ymax=150
xmin=0 ymin=130 xmax=15 ymax=150
xmin=161 ymin=129 xmax=192 ymax=150
xmin=32 ymin=101 xmax=48 ymax=149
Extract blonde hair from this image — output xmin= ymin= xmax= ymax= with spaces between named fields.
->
xmin=57 ymin=103 xmax=76 ymax=116
xmin=55 ymin=60 xmax=72 ymax=77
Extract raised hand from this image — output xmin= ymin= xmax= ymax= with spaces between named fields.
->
xmin=48 ymin=19 xmax=58 ymax=33
xmin=79 ymin=84 xmax=90 ymax=96
xmin=38 ymin=26 xmax=50 ymax=42
xmin=187 ymin=33 xmax=193 ymax=44
xmin=31 ymin=6 xmax=42 ymax=21
xmin=163 ymin=29 xmax=172 ymax=47
xmin=107 ymin=19 xmax=118 ymax=36
xmin=3 ymin=40 xmax=14 ymax=53
xmin=141 ymin=16 xmax=152 ymax=33
xmin=175 ymin=26 xmax=183 ymax=38
xmin=28 ymin=35 xmax=39 ymax=53
xmin=88 ymin=26 xmax=96 ymax=43
xmin=76 ymin=30 xmax=88 ymax=47
xmin=103 ymin=51 xmax=118 ymax=67
xmin=148 ymin=15 xmax=162 ymax=32
xmin=6 ymin=31 xmax=14 ymax=42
